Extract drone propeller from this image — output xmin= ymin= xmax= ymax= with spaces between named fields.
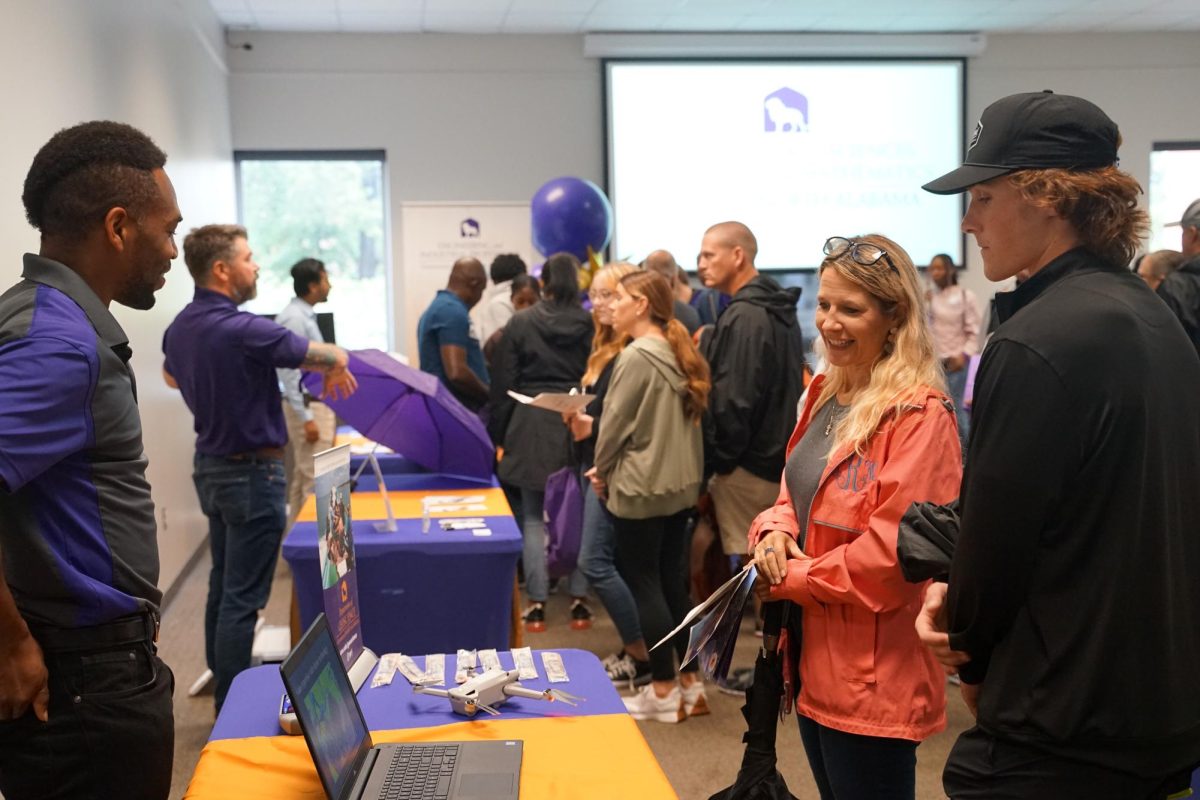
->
xmin=546 ymin=688 xmax=582 ymax=706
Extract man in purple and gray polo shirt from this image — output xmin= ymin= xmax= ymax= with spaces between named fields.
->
xmin=0 ymin=122 xmax=181 ymax=800
xmin=163 ymin=224 xmax=356 ymax=711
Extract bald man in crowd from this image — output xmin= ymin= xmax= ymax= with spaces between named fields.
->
xmin=642 ymin=249 xmax=701 ymax=335
xmin=418 ymin=257 xmax=490 ymax=409
xmin=1135 ymin=249 xmax=1184 ymax=292
xmin=697 ymin=221 xmax=806 ymax=565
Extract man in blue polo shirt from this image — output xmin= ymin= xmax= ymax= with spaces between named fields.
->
xmin=418 ymin=257 xmax=489 ymax=409
xmin=0 ymin=121 xmax=181 ymax=800
xmin=163 ymin=224 xmax=355 ymax=711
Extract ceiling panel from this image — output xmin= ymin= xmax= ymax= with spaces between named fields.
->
xmin=250 ymin=10 xmax=339 ymax=31
xmin=422 ymin=7 xmax=509 ymax=32
xmin=503 ymin=11 xmax=589 ymax=32
xmin=250 ymin=0 xmax=333 ymax=12
xmin=338 ymin=10 xmax=425 ymax=32
xmin=658 ymin=13 xmax=754 ymax=31
xmin=214 ymin=0 xmax=1200 ymax=33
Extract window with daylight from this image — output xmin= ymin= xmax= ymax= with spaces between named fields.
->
xmin=235 ymin=151 xmax=390 ymax=350
xmin=1148 ymin=142 xmax=1200 ymax=252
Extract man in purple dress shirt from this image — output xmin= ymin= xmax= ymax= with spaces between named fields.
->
xmin=162 ymin=224 xmax=356 ymax=710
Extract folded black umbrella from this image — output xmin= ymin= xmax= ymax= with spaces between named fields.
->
xmin=708 ymin=602 xmax=800 ymax=800
xmin=897 ymin=499 xmax=960 ymax=583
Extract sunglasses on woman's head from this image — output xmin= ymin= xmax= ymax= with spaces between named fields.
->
xmin=823 ymin=236 xmax=899 ymax=275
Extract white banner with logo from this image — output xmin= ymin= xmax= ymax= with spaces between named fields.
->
xmin=399 ymin=202 xmax=535 ymax=360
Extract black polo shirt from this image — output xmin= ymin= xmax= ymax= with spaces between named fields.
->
xmin=0 ymin=255 xmax=160 ymax=628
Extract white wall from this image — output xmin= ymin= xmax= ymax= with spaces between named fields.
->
xmin=229 ymin=29 xmax=1200 ymax=332
xmin=0 ymin=0 xmax=236 ymax=593
xmin=227 ymin=33 xmax=602 ymax=356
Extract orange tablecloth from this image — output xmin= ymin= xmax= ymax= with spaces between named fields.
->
xmin=184 ymin=714 xmax=677 ymax=799
xmin=296 ymin=487 xmax=512 ymax=523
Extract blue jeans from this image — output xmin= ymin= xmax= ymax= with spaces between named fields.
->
xmin=945 ymin=364 xmax=971 ymax=453
xmin=577 ymin=479 xmax=642 ymax=645
xmin=519 ymin=487 xmax=587 ymax=603
xmin=193 ymin=453 xmax=287 ymax=710
xmin=799 ymin=715 xmax=918 ymax=800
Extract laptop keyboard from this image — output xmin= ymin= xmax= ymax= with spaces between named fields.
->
xmin=378 ymin=743 xmax=460 ymax=800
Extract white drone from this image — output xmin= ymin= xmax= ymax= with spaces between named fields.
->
xmin=413 ymin=668 xmax=583 ymax=718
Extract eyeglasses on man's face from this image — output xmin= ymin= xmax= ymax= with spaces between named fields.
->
xmin=823 ymin=236 xmax=899 ymax=275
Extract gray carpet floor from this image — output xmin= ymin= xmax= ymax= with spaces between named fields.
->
xmin=159 ymin=551 xmax=971 ymax=799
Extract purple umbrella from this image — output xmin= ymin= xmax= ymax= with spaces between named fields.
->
xmin=303 ymin=349 xmax=494 ymax=480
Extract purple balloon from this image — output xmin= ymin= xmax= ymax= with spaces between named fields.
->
xmin=530 ymin=177 xmax=613 ymax=260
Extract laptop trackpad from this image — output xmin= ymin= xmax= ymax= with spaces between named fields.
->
xmin=458 ymin=772 xmax=514 ymax=796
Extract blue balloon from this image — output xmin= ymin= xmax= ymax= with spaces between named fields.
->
xmin=530 ymin=177 xmax=613 ymax=260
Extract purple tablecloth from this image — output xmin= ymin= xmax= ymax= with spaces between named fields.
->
xmin=283 ymin=473 xmax=520 ymax=656
xmin=211 ymin=648 xmax=625 ymax=741
xmin=348 ymin=467 xmax=497 ymax=494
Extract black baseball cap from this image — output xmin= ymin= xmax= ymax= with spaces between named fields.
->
xmin=922 ymin=90 xmax=1119 ymax=195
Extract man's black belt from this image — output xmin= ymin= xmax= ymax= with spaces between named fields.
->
xmin=31 ymin=611 xmax=160 ymax=652
xmin=223 ymin=446 xmax=286 ymax=462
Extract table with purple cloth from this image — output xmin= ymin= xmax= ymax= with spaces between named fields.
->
xmin=210 ymin=648 xmax=625 ymax=741
xmin=187 ymin=649 xmax=677 ymax=799
xmin=283 ymin=472 xmax=521 ymax=657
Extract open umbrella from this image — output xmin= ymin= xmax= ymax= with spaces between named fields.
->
xmin=708 ymin=600 xmax=800 ymax=800
xmin=303 ymin=349 xmax=494 ymax=480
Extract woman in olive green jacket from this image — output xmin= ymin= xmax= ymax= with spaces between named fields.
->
xmin=589 ymin=270 xmax=710 ymax=722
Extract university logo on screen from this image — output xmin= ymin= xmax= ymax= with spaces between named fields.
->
xmin=763 ymin=88 xmax=809 ymax=133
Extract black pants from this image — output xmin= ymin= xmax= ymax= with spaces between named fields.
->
xmin=612 ymin=510 xmax=695 ymax=681
xmin=944 ymin=726 xmax=1193 ymax=800
xmin=799 ymin=715 xmax=918 ymax=800
xmin=0 ymin=625 xmax=175 ymax=800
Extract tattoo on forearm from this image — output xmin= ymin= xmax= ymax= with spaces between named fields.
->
xmin=302 ymin=346 xmax=339 ymax=370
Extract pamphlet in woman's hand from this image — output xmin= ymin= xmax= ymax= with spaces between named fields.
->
xmin=652 ymin=563 xmax=755 ymax=652
xmin=506 ymin=390 xmax=595 ymax=415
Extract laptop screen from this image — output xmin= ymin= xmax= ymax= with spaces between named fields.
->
xmin=281 ymin=614 xmax=373 ymax=800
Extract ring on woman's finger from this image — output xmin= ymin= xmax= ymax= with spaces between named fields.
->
xmin=763 ymin=546 xmax=775 ymax=554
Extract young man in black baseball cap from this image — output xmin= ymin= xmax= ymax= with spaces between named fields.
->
xmin=915 ymin=91 xmax=1200 ymax=798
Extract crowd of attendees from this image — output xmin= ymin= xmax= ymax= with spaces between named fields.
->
xmin=416 ymin=221 xmax=975 ymax=730
xmin=413 ymin=156 xmax=1200 ymax=799
xmin=6 ymin=91 xmax=1199 ymax=800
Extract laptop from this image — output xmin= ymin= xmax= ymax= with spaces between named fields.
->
xmin=281 ymin=614 xmax=522 ymax=800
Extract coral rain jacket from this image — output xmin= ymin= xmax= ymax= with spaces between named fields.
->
xmin=748 ymin=374 xmax=961 ymax=741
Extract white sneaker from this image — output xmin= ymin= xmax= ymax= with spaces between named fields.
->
xmin=680 ymin=679 xmax=709 ymax=717
xmin=622 ymin=684 xmax=684 ymax=723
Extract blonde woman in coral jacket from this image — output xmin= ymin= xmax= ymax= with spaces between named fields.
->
xmin=750 ymin=234 xmax=962 ymax=800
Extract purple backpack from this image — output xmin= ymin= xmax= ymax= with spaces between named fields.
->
xmin=543 ymin=466 xmax=584 ymax=578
